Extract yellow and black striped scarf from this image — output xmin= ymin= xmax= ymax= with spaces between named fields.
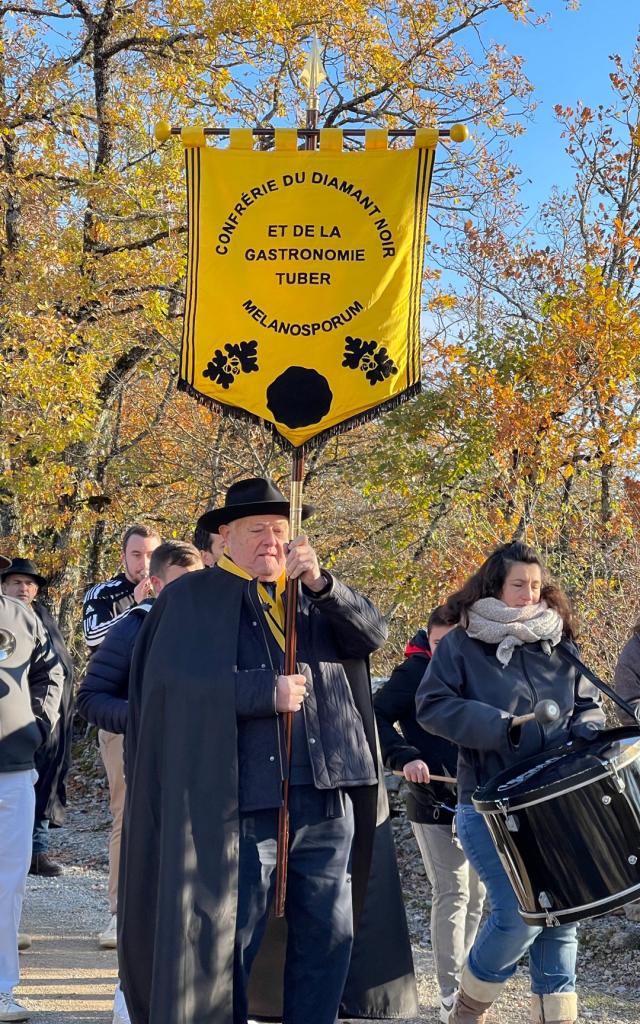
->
xmin=217 ymin=550 xmax=286 ymax=652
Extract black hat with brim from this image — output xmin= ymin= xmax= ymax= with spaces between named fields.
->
xmin=198 ymin=477 xmax=315 ymax=534
xmin=0 ymin=557 xmax=47 ymax=588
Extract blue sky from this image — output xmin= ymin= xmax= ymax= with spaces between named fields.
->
xmin=492 ymin=2 xmax=640 ymax=212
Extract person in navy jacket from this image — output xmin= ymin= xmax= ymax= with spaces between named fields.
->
xmin=78 ymin=541 xmax=203 ymax=738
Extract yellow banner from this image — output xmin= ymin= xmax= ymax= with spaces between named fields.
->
xmin=180 ymin=134 xmax=435 ymax=448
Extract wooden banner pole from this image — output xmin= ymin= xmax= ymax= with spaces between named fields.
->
xmin=275 ymin=445 xmax=306 ymax=917
xmin=274 ymin=63 xmax=321 ymax=919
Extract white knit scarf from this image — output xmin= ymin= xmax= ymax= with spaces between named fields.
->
xmin=466 ymin=598 xmax=564 ymax=667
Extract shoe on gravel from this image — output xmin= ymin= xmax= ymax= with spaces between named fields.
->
xmin=99 ymin=914 xmax=118 ymax=949
xmin=0 ymin=991 xmax=30 ymax=1021
xmin=17 ymin=934 xmax=31 ymax=951
xmin=29 ymin=853 xmax=63 ymax=877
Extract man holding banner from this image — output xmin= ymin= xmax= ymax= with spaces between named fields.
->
xmin=130 ymin=97 xmax=466 ymax=1023
xmin=118 ymin=476 xmax=417 ymax=1024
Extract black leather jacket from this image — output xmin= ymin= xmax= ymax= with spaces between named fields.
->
xmin=416 ymin=626 xmax=605 ymax=804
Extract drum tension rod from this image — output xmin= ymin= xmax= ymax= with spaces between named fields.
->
xmin=610 ymin=763 xmax=626 ymax=793
xmin=538 ymin=892 xmax=561 ymax=928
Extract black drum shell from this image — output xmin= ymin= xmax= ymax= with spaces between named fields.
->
xmin=473 ymin=727 xmax=640 ymax=925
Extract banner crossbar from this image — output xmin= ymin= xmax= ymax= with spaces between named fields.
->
xmin=155 ymin=123 xmax=469 ymax=143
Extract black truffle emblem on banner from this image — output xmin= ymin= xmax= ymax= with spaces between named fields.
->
xmin=203 ymin=341 xmax=259 ymax=389
xmin=267 ymin=367 xmax=333 ymax=428
xmin=342 ymin=336 xmax=398 ymax=385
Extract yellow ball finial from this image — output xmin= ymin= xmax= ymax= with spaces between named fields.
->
xmin=154 ymin=120 xmax=172 ymax=143
xmin=450 ymin=123 xmax=469 ymax=143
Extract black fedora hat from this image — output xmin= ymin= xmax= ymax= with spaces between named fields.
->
xmin=198 ymin=478 xmax=315 ymax=534
xmin=0 ymin=557 xmax=47 ymax=588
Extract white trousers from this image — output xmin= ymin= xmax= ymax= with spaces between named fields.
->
xmin=0 ymin=769 xmax=35 ymax=991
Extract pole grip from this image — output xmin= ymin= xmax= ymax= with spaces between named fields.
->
xmin=275 ymin=447 xmax=305 ymax=918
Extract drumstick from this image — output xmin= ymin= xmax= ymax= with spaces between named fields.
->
xmin=392 ymin=770 xmax=457 ymax=784
xmin=511 ymin=699 xmax=560 ymax=729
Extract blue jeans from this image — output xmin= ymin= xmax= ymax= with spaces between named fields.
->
xmin=234 ymin=786 xmax=354 ymax=1024
xmin=456 ymin=804 xmax=577 ymax=995
xmin=32 ymin=817 xmax=49 ymax=855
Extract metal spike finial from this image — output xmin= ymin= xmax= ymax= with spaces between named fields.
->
xmin=300 ymin=32 xmax=326 ymax=108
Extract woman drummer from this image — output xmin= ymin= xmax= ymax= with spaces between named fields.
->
xmin=416 ymin=541 xmax=605 ymax=1024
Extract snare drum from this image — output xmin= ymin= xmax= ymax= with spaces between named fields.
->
xmin=473 ymin=727 xmax=640 ymax=925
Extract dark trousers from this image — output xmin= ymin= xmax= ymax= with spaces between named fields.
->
xmin=233 ymin=785 xmax=355 ymax=1024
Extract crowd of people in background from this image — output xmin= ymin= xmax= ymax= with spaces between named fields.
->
xmin=1 ymin=481 xmax=640 ymax=1024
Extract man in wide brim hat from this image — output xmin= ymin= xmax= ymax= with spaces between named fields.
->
xmin=196 ymin=476 xmax=315 ymax=535
xmin=119 ymin=477 xmax=418 ymax=1024
xmin=0 ymin=557 xmax=48 ymax=592
xmin=194 ymin=477 xmax=314 ymax=571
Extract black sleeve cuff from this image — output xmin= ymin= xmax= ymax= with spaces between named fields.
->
xmin=302 ymin=570 xmax=333 ymax=599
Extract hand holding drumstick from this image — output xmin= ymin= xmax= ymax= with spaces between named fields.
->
xmin=394 ymin=760 xmax=456 ymax=786
xmin=393 ymin=703 xmax=560 ymax=788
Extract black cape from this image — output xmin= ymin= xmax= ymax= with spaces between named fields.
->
xmin=119 ymin=568 xmax=417 ymax=1024
xmin=33 ymin=601 xmax=75 ymax=826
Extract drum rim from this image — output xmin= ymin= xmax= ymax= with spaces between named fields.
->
xmin=518 ymin=880 xmax=640 ymax=925
xmin=476 ymin=766 xmax=612 ymax=813
xmin=472 ymin=726 xmax=640 ymax=812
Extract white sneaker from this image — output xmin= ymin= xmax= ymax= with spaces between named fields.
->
xmin=0 ymin=992 xmax=30 ymax=1022
xmin=112 ymin=982 xmax=130 ymax=1024
xmin=440 ymin=993 xmax=456 ymax=1023
xmin=98 ymin=913 xmax=118 ymax=949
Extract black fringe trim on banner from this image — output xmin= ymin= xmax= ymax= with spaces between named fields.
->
xmin=177 ymin=378 xmax=422 ymax=452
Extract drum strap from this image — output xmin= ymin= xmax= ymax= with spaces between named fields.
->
xmin=556 ymin=641 xmax=639 ymax=722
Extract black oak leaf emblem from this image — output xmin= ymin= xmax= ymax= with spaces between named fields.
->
xmin=203 ymin=340 xmax=259 ymax=389
xmin=342 ymin=336 xmax=398 ymax=385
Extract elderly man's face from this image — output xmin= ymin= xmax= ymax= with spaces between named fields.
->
xmin=3 ymin=574 xmax=39 ymax=606
xmin=220 ymin=514 xmax=289 ymax=581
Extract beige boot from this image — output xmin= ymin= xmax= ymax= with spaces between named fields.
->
xmin=530 ymin=992 xmax=578 ymax=1023
xmin=448 ymin=965 xmax=505 ymax=1023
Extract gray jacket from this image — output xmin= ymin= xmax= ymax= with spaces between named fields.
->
xmin=614 ymin=631 xmax=640 ymax=725
xmin=0 ymin=596 xmax=65 ymax=772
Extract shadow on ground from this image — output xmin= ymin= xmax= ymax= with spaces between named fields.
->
xmin=16 ymin=935 xmax=117 ymax=1022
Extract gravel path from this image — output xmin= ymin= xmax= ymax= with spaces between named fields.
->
xmin=13 ymin=766 xmax=640 ymax=1023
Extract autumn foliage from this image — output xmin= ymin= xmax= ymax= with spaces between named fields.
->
xmin=1 ymin=2 xmax=639 ymax=679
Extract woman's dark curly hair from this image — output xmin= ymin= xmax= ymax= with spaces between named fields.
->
xmin=444 ymin=541 xmax=575 ymax=639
